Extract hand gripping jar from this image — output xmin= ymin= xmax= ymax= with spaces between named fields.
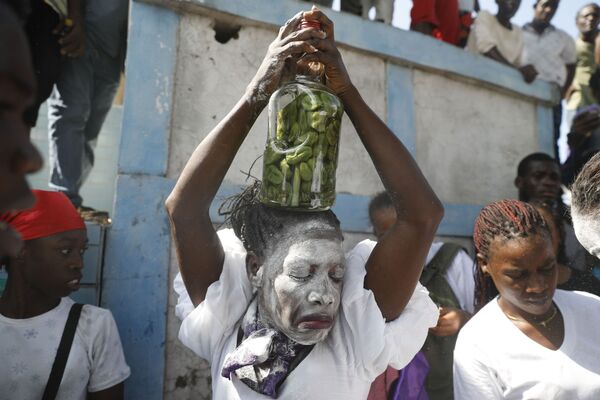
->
xmin=260 ymin=20 xmax=343 ymax=211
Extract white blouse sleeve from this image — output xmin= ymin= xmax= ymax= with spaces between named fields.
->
xmin=177 ymin=229 xmax=253 ymax=361
xmin=339 ymin=239 xmax=439 ymax=380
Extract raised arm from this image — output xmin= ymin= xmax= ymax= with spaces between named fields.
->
xmin=302 ymin=9 xmax=444 ymax=321
xmin=165 ymin=13 xmax=327 ymax=306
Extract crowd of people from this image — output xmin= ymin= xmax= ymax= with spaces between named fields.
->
xmin=3 ymin=0 xmax=600 ymax=399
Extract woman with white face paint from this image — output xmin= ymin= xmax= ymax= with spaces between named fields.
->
xmin=166 ymin=7 xmax=442 ymax=399
xmin=572 ymin=152 xmax=600 ymax=261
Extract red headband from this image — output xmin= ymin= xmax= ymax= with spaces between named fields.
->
xmin=0 ymin=190 xmax=85 ymax=241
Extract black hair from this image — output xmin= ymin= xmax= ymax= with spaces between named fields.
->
xmin=530 ymin=199 xmax=568 ymax=265
xmin=219 ymin=181 xmax=342 ymax=259
xmin=578 ymin=3 xmax=600 ymax=17
xmin=533 ymin=0 xmax=559 ymax=7
xmin=368 ymin=191 xmax=393 ymax=223
xmin=517 ymin=152 xmax=557 ymax=177
xmin=473 ymin=199 xmax=551 ymax=309
xmin=571 ymin=152 xmax=600 ymax=216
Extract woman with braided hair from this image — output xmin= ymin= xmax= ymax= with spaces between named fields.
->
xmin=454 ymin=199 xmax=600 ymax=399
xmin=166 ymin=7 xmax=442 ymax=400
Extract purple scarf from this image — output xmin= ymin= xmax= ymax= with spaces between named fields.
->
xmin=221 ymin=298 xmax=310 ymax=398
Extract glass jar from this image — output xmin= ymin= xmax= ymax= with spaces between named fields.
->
xmin=260 ymin=75 xmax=343 ymax=210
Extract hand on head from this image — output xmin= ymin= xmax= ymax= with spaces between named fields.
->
xmin=246 ymin=7 xmax=352 ymax=104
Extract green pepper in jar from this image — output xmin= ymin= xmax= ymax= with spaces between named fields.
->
xmin=301 ymin=180 xmax=312 ymax=194
xmin=264 ymin=143 xmax=284 ymax=165
xmin=294 ymin=130 xmax=318 ymax=146
xmin=264 ymin=165 xmax=284 ymax=185
xmin=291 ymin=168 xmax=301 ymax=207
xmin=299 ymin=162 xmax=312 ymax=181
xmin=280 ymin=158 xmax=291 ymax=179
xmin=289 ymin=121 xmax=300 ymax=144
xmin=286 ymin=145 xmax=312 ymax=165
xmin=309 ymin=111 xmax=327 ymax=132
xmin=301 ymin=92 xmax=321 ymax=111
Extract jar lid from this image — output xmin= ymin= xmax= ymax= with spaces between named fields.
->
xmin=300 ymin=19 xmax=321 ymax=30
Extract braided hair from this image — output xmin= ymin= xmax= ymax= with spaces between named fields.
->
xmin=219 ymin=181 xmax=342 ymax=260
xmin=473 ymin=199 xmax=551 ymax=310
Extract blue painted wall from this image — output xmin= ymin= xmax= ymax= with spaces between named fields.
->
xmin=102 ymin=2 xmax=179 ymax=399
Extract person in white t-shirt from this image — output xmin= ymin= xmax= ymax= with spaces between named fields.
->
xmin=467 ymin=0 xmax=538 ymax=83
xmin=454 ymin=199 xmax=600 ymax=399
xmin=166 ymin=7 xmax=442 ymax=400
xmin=0 ymin=190 xmax=130 ymax=400
xmin=521 ymin=0 xmax=576 ymax=158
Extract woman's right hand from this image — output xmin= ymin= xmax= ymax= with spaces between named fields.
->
xmin=245 ymin=11 xmax=327 ymax=105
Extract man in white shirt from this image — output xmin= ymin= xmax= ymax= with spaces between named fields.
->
xmin=522 ymin=0 xmax=576 ymax=158
xmin=467 ymin=0 xmax=538 ymax=83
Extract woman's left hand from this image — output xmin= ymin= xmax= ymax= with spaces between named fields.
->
xmin=245 ymin=11 xmax=327 ymax=105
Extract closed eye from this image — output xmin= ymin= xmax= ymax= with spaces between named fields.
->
xmin=290 ymin=275 xmax=310 ymax=282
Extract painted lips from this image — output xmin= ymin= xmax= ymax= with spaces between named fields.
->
xmin=297 ymin=314 xmax=333 ymax=330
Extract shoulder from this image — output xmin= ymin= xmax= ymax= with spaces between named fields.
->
xmin=555 ymin=289 xmax=600 ymax=308
xmin=345 ymin=239 xmax=376 ymax=264
xmin=555 ymin=28 xmax=576 ymax=44
xmin=476 ymin=10 xmax=493 ymax=20
xmin=457 ymin=300 xmax=498 ymax=343
xmin=77 ymin=303 xmax=120 ymax=342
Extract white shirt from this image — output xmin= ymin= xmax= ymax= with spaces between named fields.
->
xmin=521 ymin=24 xmax=576 ymax=87
xmin=426 ymin=242 xmax=475 ymax=314
xmin=176 ymin=229 xmax=439 ymax=400
xmin=467 ymin=10 xmax=524 ymax=66
xmin=0 ymin=297 xmax=130 ymax=400
xmin=454 ymin=290 xmax=600 ymax=399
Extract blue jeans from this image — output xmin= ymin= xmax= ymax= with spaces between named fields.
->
xmin=47 ymin=41 xmax=120 ymax=207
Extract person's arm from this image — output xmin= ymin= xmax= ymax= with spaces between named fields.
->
xmin=165 ymin=12 xmax=327 ymax=307
xmin=87 ymin=383 xmax=123 ymax=400
xmin=483 ymin=46 xmax=512 ymax=65
xmin=302 ymin=9 xmax=444 ymax=321
xmin=54 ymin=0 xmax=85 ymax=58
xmin=595 ymin=33 xmax=600 ymax=65
xmin=563 ymin=64 xmax=576 ymax=98
xmin=483 ymin=47 xmax=537 ymax=83
xmin=430 ymin=307 xmax=471 ymax=336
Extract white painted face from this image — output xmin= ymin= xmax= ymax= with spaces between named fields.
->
xmin=572 ymin=211 xmax=600 ymax=259
xmin=254 ymin=236 xmax=345 ymax=345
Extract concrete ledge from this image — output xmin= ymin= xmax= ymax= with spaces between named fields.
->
xmin=139 ymin=0 xmax=558 ymax=104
